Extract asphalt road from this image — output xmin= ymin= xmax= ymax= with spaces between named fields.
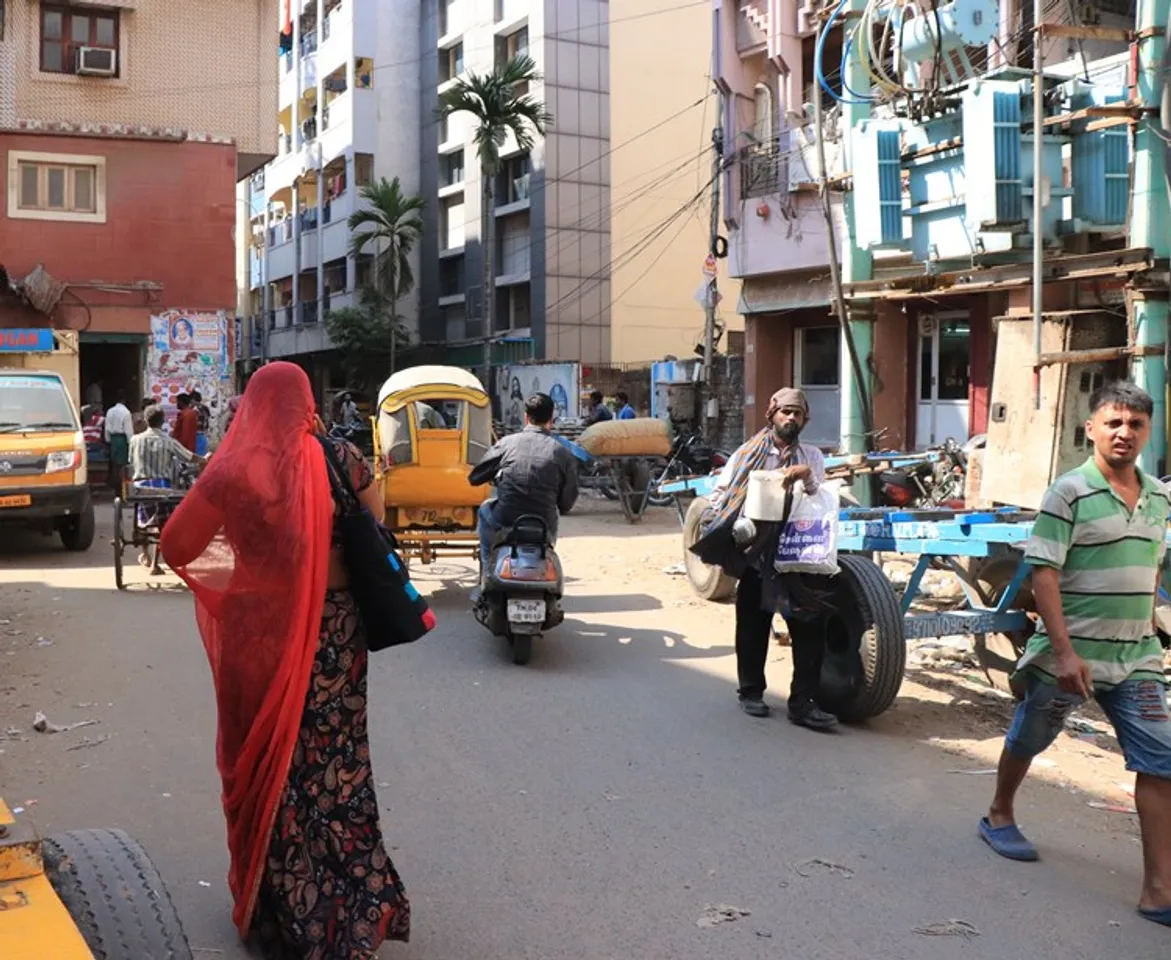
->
xmin=0 ymin=502 xmax=1166 ymax=959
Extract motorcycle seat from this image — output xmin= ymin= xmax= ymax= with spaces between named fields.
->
xmin=495 ymin=515 xmax=551 ymax=549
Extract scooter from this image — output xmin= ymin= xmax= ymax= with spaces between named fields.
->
xmin=474 ymin=514 xmax=565 ymax=665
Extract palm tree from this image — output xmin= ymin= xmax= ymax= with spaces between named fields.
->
xmin=347 ymin=176 xmax=425 ymax=373
xmin=437 ymin=55 xmax=552 ymax=372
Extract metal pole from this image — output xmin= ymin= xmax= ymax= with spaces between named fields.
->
xmin=703 ymin=122 xmax=723 ymax=435
xmin=1031 ymin=0 xmax=1044 ymax=408
xmin=315 ymin=0 xmax=325 ymax=328
xmin=1131 ymin=0 xmax=1170 ymax=473
xmin=837 ymin=0 xmax=875 ymax=476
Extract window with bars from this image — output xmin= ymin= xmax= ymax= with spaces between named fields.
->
xmin=40 ymin=3 xmax=119 ymax=76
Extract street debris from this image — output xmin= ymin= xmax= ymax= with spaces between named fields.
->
xmin=947 ymin=768 xmax=997 ymax=775
xmin=793 ymin=858 xmax=855 ymax=880
xmin=912 ymin=919 xmax=980 ymax=938
xmin=1066 ymin=717 xmax=1111 ymax=737
xmin=1087 ymin=801 xmax=1137 ymax=815
xmin=755 ymin=929 xmax=773 ymax=938
xmin=696 ymin=904 xmax=750 ymax=928
xmin=36 ymin=637 xmax=53 ymax=647
xmin=33 ymin=712 xmax=97 ymax=735
xmin=66 ymin=735 xmax=110 ymax=752
xmin=198 ymin=881 xmax=212 ymax=888
xmin=662 ymin=562 xmax=687 ymax=576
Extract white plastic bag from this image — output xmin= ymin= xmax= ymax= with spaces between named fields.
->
xmin=774 ymin=481 xmax=840 ymax=576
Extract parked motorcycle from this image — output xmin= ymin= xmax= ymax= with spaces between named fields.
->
xmin=647 ymin=432 xmax=731 ymax=507
xmin=878 ymin=437 xmax=977 ymax=509
xmin=474 ymin=514 xmax=565 ymax=665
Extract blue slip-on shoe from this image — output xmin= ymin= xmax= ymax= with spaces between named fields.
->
xmin=979 ymin=817 xmax=1039 ymax=862
xmin=1138 ymin=906 xmax=1171 ymax=927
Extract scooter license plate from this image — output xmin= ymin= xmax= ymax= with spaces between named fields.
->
xmin=507 ymin=599 xmax=546 ymax=623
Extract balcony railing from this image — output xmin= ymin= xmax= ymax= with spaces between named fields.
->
xmin=297 ymin=300 xmax=319 ymax=324
xmin=740 ymin=138 xmax=781 ymax=198
xmin=299 ymin=209 xmax=319 ymax=232
xmin=269 ymin=220 xmax=293 ymax=247
xmin=301 ymin=30 xmax=318 ymax=57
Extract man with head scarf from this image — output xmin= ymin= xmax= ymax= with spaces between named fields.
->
xmin=692 ymin=387 xmax=839 ymax=730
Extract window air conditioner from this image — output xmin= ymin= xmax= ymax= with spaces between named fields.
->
xmin=77 ymin=47 xmax=117 ymax=76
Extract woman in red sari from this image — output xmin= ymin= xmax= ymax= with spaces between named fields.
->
xmin=161 ymin=362 xmax=410 ymax=959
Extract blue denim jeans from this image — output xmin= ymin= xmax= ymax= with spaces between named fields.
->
xmin=478 ymin=500 xmax=502 ymax=571
xmin=1006 ymin=674 xmax=1171 ymax=778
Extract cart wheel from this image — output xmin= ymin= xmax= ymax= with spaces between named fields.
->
xmin=682 ymin=496 xmax=737 ymax=602
xmin=817 ymin=554 xmax=906 ymax=722
xmin=623 ymin=459 xmax=652 ymax=517
xmin=43 ymin=828 xmax=194 ymax=960
xmin=113 ymin=498 xmax=125 ymax=591
xmin=972 ymin=556 xmax=1036 ymax=693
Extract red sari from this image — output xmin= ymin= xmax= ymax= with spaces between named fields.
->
xmin=160 ymin=363 xmax=335 ymax=935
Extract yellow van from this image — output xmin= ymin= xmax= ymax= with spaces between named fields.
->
xmin=0 ymin=370 xmax=94 ymax=550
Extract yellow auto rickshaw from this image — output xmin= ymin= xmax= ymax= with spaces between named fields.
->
xmin=373 ymin=365 xmax=493 ymax=564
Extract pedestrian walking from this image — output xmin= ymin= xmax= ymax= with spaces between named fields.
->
xmin=103 ymin=391 xmax=133 ymax=493
xmin=691 ymin=387 xmax=838 ymax=730
xmin=978 ymin=381 xmax=1171 ymax=928
xmin=173 ymin=393 xmax=199 ymax=453
xmin=191 ymin=388 xmax=211 ymax=455
xmin=160 ymin=362 xmax=410 ymax=958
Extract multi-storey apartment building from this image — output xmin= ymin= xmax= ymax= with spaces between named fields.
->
xmin=242 ymin=0 xmax=421 ymax=395
xmin=417 ymin=0 xmax=612 ymax=367
xmin=0 ymin=0 xmax=276 ymax=403
xmin=609 ymin=0 xmax=741 ymax=364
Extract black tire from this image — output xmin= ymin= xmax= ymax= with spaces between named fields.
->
xmin=510 ymin=632 xmax=533 ymax=665
xmin=646 ymin=463 xmax=677 ymax=508
xmin=43 ymin=828 xmax=193 ymax=960
xmin=682 ymin=496 xmax=737 ymax=602
xmin=818 ymin=554 xmax=906 ymax=722
xmin=972 ymin=555 xmax=1036 ymax=693
xmin=60 ymin=500 xmax=96 ymax=551
xmin=600 ymin=481 xmax=619 ymax=501
xmin=113 ymin=498 xmax=125 ymax=590
xmin=623 ymin=459 xmax=651 ymax=517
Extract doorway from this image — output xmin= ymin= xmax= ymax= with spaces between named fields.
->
xmin=795 ymin=325 xmax=841 ymax=446
xmin=916 ymin=313 xmax=970 ymax=448
xmin=79 ymin=338 xmax=145 ymax=413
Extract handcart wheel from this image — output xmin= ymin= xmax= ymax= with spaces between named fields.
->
xmin=817 ymin=554 xmax=906 ymax=722
xmin=681 ymin=496 xmax=737 ymax=602
xmin=113 ymin=498 xmax=125 ymax=591
xmin=972 ymin=556 xmax=1036 ymax=693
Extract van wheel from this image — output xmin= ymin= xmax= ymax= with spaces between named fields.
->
xmin=44 ymin=828 xmax=194 ymax=960
xmin=60 ymin=501 xmax=96 ymax=551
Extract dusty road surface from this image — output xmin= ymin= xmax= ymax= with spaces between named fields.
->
xmin=0 ymin=496 xmax=1165 ymax=959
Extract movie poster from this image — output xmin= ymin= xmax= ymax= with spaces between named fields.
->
xmin=147 ymin=310 xmax=234 ymax=439
xmin=496 ymin=362 xmax=579 ymax=432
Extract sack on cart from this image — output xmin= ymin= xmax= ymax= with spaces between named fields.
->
xmin=774 ymin=482 xmax=840 ymax=576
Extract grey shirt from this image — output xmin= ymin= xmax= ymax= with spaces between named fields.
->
xmin=470 ymin=426 xmax=579 ymax=537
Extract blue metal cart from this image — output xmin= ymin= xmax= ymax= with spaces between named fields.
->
xmin=659 ymin=470 xmax=1039 ymax=721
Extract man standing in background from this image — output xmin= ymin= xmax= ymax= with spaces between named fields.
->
xmin=103 ymin=391 xmax=133 ymax=494
xmin=173 ymin=393 xmax=199 ymax=454
xmin=190 ymin=389 xmax=212 ymax=455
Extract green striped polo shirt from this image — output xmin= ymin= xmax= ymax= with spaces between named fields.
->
xmin=1018 ymin=457 xmax=1170 ymax=689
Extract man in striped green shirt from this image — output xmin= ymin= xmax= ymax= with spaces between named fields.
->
xmin=979 ymin=382 xmax=1171 ymax=928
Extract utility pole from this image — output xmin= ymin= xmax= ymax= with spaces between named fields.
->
xmin=1131 ymin=0 xmax=1169 ymax=474
xmin=702 ymin=123 xmax=723 ymax=437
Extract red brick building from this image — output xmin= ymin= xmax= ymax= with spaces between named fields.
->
xmin=0 ymin=0 xmax=276 ymax=403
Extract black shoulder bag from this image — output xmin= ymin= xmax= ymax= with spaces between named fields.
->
xmin=318 ymin=438 xmax=436 ymax=650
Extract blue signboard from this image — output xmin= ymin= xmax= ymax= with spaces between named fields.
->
xmin=0 ymin=328 xmax=55 ymax=352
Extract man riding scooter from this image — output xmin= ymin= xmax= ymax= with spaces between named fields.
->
xmin=469 ymin=392 xmax=578 ymax=600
